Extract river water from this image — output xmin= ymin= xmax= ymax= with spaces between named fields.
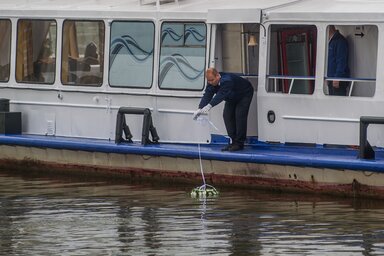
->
xmin=0 ymin=170 xmax=384 ymax=256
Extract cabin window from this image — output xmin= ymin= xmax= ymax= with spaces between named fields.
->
xmin=159 ymin=22 xmax=206 ymax=90
xmin=109 ymin=21 xmax=154 ymax=88
xmin=16 ymin=19 xmax=57 ymax=84
xmin=61 ymin=20 xmax=105 ymax=86
xmin=324 ymin=25 xmax=377 ymax=97
xmin=0 ymin=20 xmax=11 ymax=82
xmin=267 ymin=25 xmax=317 ymax=95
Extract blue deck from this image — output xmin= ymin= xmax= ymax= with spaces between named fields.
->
xmin=0 ymin=134 xmax=384 ymax=173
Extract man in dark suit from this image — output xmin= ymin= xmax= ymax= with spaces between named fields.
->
xmin=328 ymin=25 xmax=350 ymax=96
xmin=193 ymin=68 xmax=253 ymax=151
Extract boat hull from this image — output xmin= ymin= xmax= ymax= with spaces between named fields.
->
xmin=1 ymin=144 xmax=383 ymax=199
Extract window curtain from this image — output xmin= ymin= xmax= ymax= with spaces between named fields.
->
xmin=0 ymin=20 xmax=10 ymax=66
xmin=98 ymin=23 xmax=104 ymax=72
xmin=0 ymin=20 xmax=10 ymax=81
xmin=16 ymin=21 xmax=33 ymax=81
xmin=62 ymin=21 xmax=79 ymax=83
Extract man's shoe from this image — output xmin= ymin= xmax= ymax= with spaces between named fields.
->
xmin=229 ymin=144 xmax=244 ymax=151
xmin=120 ymin=138 xmax=133 ymax=143
xmin=221 ymin=144 xmax=232 ymax=151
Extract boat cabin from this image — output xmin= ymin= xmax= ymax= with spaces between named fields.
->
xmin=0 ymin=0 xmax=382 ymax=147
xmin=258 ymin=0 xmax=381 ymax=146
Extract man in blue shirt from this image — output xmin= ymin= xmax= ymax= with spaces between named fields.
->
xmin=193 ymin=68 xmax=253 ymax=151
xmin=327 ymin=25 xmax=350 ymax=96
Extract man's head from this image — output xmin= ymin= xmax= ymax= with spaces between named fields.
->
xmin=85 ymin=42 xmax=98 ymax=59
xmin=205 ymin=68 xmax=221 ymax=86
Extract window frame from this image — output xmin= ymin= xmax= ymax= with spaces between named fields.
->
xmin=266 ymin=23 xmax=318 ymax=95
xmin=324 ymin=24 xmax=377 ymax=97
xmin=158 ymin=21 xmax=207 ymax=91
xmin=108 ymin=20 xmax=155 ymax=89
xmin=61 ymin=19 xmax=105 ymax=87
xmin=15 ymin=18 xmax=57 ymax=85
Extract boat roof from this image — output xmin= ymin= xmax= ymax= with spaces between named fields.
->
xmin=0 ymin=0 xmax=296 ymax=23
xmin=0 ymin=0 xmax=297 ymax=11
xmin=2 ymin=0 xmax=383 ymax=22
xmin=265 ymin=0 xmax=384 ymax=22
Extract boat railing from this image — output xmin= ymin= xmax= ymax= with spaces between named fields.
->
xmin=358 ymin=116 xmax=384 ymax=160
xmin=239 ymin=74 xmax=259 ymax=79
xmin=267 ymin=75 xmax=315 ymax=94
xmin=325 ymin=77 xmax=376 ymax=96
xmin=139 ymin=0 xmax=178 ymax=7
xmin=267 ymin=75 xmax=376 ymax=96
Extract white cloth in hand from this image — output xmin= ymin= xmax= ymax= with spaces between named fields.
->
xmin=200 ymin=104 xmax=212 ymax=114
xmin=192 ymin=109 xmax=202 ymax=120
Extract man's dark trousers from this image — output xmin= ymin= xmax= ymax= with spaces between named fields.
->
xmin=223 ymin=93 xmax=253 ymax=146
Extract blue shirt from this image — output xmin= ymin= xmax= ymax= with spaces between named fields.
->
xmin=198 ymin=73 xmax=253 ymax=108
xmin=327 ymin=31 xmax=350 ymax=78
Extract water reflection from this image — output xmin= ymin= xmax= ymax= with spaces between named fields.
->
xmin=0 ymin=170 xmax=384 ymax=255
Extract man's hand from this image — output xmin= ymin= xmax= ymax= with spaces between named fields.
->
xmin=332 ymin=80 xmax=340 ymax=88
xmin=192 ymin=109 xmax=202 ymax=120
xmin=200 ymin=104 xmax=212 ymax=114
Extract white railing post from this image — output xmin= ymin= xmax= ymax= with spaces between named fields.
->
xmin=288 ymin=78 xmax=294 ymax=94
xmin=348 ymin=81 xmax=355 ymax=97
xmin=274 ymin=78 xmax=277 ymax=92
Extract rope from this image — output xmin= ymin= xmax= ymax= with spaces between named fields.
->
xmin=198 ymin=143 xmax=206 ymax=186
xmin=191 ymin=116 xmax=219 ymax=197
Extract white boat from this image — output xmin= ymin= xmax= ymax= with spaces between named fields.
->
xmin=0 ymin=0 xmax=384 ymax=198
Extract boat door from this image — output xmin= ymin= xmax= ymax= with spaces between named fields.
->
xmin=154 ymin=19 xmax=211 ymax=143
xmin=279 ymin=28 xmax=317 ymax=94
xmin=207 ymin=9 xmax=263 ymax=138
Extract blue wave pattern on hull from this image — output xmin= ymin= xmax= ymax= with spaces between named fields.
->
xmin=0 ymin=134 xmax=383 ymax=173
